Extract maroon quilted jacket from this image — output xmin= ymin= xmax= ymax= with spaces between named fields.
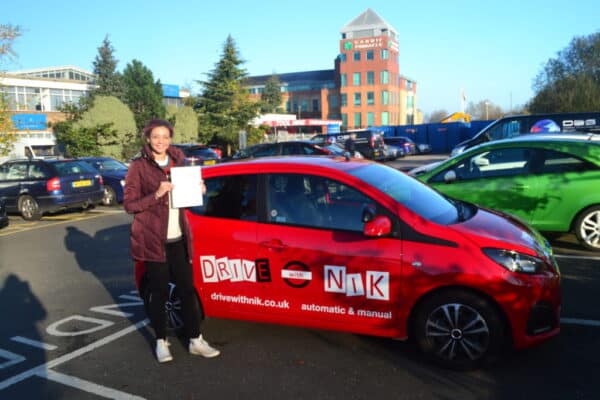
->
xmin=124 ymin=144 xmax=191 ymax=262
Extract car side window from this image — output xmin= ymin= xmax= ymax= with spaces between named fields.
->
xmin=539 ymin=149 xmax=598 ymax=174
xmin=28 ymin=163 xmax=51 ymax=179
xmin=433 ymin=148 xmax=529 ymax=182
xmin=253 ymin=144 xmax=279 ymax=157
xmin=267 ymin=173 xmax=372 ymax=232
xmin=5 ymin=163 xmax=28 ymax=180
xmin=191 ymin=174 xmax=257 ymax=221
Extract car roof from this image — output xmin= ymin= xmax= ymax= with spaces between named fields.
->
xmin=203 ymin=155 xmax=371 ymax=175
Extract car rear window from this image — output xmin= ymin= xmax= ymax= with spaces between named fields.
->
xmin=52 ymin=161 xmax=98 ymax=176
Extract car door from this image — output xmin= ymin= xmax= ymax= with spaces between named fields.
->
xmin=185 ymin=173 xmax=262 ymax=319
xmin=428 ymin=147 xmax=542 ymax=223
xmin=256 ymin=172 xmax=402 ymax=336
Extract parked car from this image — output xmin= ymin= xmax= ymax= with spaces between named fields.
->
xmin=230 ymin=141 xmax=333 ymax=160
xmin=0 ymin=199 xmax=8 ymax=228
xmin=172 ymin=144 xmax=220 ymax=165
xmin=135 ymin=156 xmax=560 ymax=369
xmin=0 ymin=158 xmax=104 ymax=220
xmin=383 ymin=136 xmax=416 ymax=155
xmin=311 ymin=129 xmax=386 ymax=160
xmin=411 ymin=135 xmax=600 ymax=251
xmin=450 ymin=111 xmax=600 ymax=156
xmin=79 ymin=157 xmax=128 ymax=206
xmin=382 ymin=143 xmax=405 ymax=161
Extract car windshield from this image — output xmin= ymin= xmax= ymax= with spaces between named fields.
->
xmin=348 ymin=163 xmax=459 ymax=225
xmin=92 ymin=159 xmax=128 ymax=172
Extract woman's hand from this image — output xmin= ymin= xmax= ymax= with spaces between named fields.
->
xmin=155 ymin=181 xmax=174 ymax=199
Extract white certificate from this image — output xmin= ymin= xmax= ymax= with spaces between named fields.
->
xmin=169 ymin=166 xmax=204 ymax=208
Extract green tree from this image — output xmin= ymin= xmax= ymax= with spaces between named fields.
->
xmin=0 ymin=24 xmax=22 ymax=156
xmin=427 ymin=109 xmax=448 ymax=122
xmin=54 ymin=96 xmax=137 ymax=159
xmin=260 ymin=74 xmax=283 ymax=113
xmin=92 ymin=35 xmax=124 ymax=99
xmin=166 ymin=105 xmax=198 ymax=143
xmin=197 ymin=35 xmax=259 ymax=150
xmin=0 ymin=24 xmax=21 ymax=61
xmin=529 ymin=32 xmax=600 ymax=112
xmin=122 ymin=59 xmax=166 ymax=132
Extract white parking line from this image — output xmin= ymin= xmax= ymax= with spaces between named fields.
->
xmin=561 ymin=318 xmax=600 ymax=327
xmin=10 ymin=336 xmax=57 ymax=351
xmin=555 ymin=254 xmax=600 ymax=261
xmin=0 ymin=319 xmax=148 ymax=393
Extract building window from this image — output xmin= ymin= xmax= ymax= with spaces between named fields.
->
xmin=353 ymin=51 xmax=361 ymax=61
xmin=342 ymin=113 xmax=348 ymax=128
xmin=353 ymin=72 xmax=361 ymax=86
xmin=341 ymin=74 xmax=347 ymax=87
xmin=366 ymin=50 xmax=374 ymax=60
xmin=329 ymin=95 xmax=339 ymax=108
xmin=381 ymin=111 xmax=389 ymax=125
xmin=339 ymin=53 xmax=347 ymax=62
xmin=381 ymin=49 xmax=389 ymax=60
xmin=367 ymin=92 xmax=375 ymax=105
xmin=380 ymin=70 xmax=389 ymax=84
xmin=366 ymin=71 xmax=375 ymax=85
xmin=367 ymin=112 xmax=374 ymax=126
xmin=406 ymin=114 xmax=414 ymax=124
xmin=381 ymin=90 xmax=389 ymax=105
xmin=312 ymin=99 xmax=319 ymax=112
xmin=407 ymin=95 xmax=414 ymax=108
xmin=406 ymin=80 xmax=413 ymax=90
xmin=354 ymin=112 xmax=362 ymax=128
xmin=286 ymin=101 xmax=291 ymax=112
xmin=353 ymin=93 xmax=361 ymax=106
xmin=340 ymin=93 xmax=347 ymax=106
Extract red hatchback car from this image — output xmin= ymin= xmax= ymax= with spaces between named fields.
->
xmin=135 ymin=156 xmax=561 ymax=369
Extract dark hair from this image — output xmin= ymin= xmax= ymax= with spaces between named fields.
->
xmin=142 ymin=119 xmax=174 ymax=139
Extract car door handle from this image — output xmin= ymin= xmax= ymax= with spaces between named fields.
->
xmin=259 ymin=239 xmax=288 ymax=251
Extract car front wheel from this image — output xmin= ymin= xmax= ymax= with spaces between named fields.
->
xmin=18 ymin=195 xmax=42 ymax=221
xmin=574 ymin=205 xmax=600 ymax=251
xmin=412 ymin=289 xmax=506 ymax=370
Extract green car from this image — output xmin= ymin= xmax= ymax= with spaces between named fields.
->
xmin=410 ymin=135 xmax=600 ymax=251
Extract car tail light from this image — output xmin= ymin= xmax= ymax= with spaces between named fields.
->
xmin=96 ymin=174 xmax=104 ymax=185
xmin=370 ymin=136 xmax=375 ymax=148
xmin=46 ymin=177 xmax=61 ymax=192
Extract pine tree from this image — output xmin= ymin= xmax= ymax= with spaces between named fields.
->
xmin=122 ymin=59 xmax=166 ymax=132
xmin=197 ymin=35 xmax=259 ymax=148
xmin=92 ymin=35 xmax=124 ymax=99
xmin=260 ymin=74 xmax=283 ymax=113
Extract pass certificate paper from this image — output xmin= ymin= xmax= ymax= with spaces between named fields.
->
xmin=169 ymin=166 xmax=204 ymax=208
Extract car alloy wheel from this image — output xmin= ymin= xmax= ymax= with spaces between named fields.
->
xmin=18 ymin=195 xmax=42 ymax=221
xmin=413 ymin=290 xmax=505 ymax=369
xmin=574 ymin=206 xmax=600 ymax=251
xmin=165 ymin=282 xmax=183 ymax=330
xmin=102 ymin=186 xmax=117 ymax=206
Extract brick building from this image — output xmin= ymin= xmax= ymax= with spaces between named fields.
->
xmin=245 ymin=8 xmax=420 ymax=131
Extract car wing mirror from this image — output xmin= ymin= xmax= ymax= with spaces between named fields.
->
xmin=363 ymin=215 xmax=392 ymax=237
xmin=474 ymin=158 xmax=490 ymax=167
xmin=443 ymin=170 xmax=457 ymax=183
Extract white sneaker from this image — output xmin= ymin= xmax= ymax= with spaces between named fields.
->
xmin=189 ymin=335 xmax=220 ymax=358
xmin=155 ymin=339 xmax=173 ymax=363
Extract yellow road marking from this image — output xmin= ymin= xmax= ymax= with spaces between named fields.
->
xmin=0 ymin=211 xmax=124 ymax=237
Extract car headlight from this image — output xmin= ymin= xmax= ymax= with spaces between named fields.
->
xmin=120 ymin=179 xmax=126 ymax=187
xmin=483 ymin=248 xmax=548 ymax=274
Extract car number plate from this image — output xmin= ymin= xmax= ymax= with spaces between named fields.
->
xmin=203 ymin=160 xmax=216 ymax=165
xmin=72 ymin=179 xmax=93 ymax=188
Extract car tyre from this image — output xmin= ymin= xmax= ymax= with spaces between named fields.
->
xmin=18 ymin=195 xmax=42 ymax=221
xmin=574 ymin=205 xmax=600 ymax=251
xmin=141 ymin=279 xmax=184 ymax=331
xmin=412 ymin=289 xmax=506 ymax=370
xmin=102 ymin=186 xmax=117 ymax=206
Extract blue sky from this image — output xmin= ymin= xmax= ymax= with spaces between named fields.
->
xmin=3 ymin=0 xmax=598 ymax=116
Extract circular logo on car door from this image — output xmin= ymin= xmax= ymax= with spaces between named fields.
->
xmin=281 ymin=261 xmax=312 ymax=288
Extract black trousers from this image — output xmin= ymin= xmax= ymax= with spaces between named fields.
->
xmin=145 ymin=239 xmax=201 ymax=340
